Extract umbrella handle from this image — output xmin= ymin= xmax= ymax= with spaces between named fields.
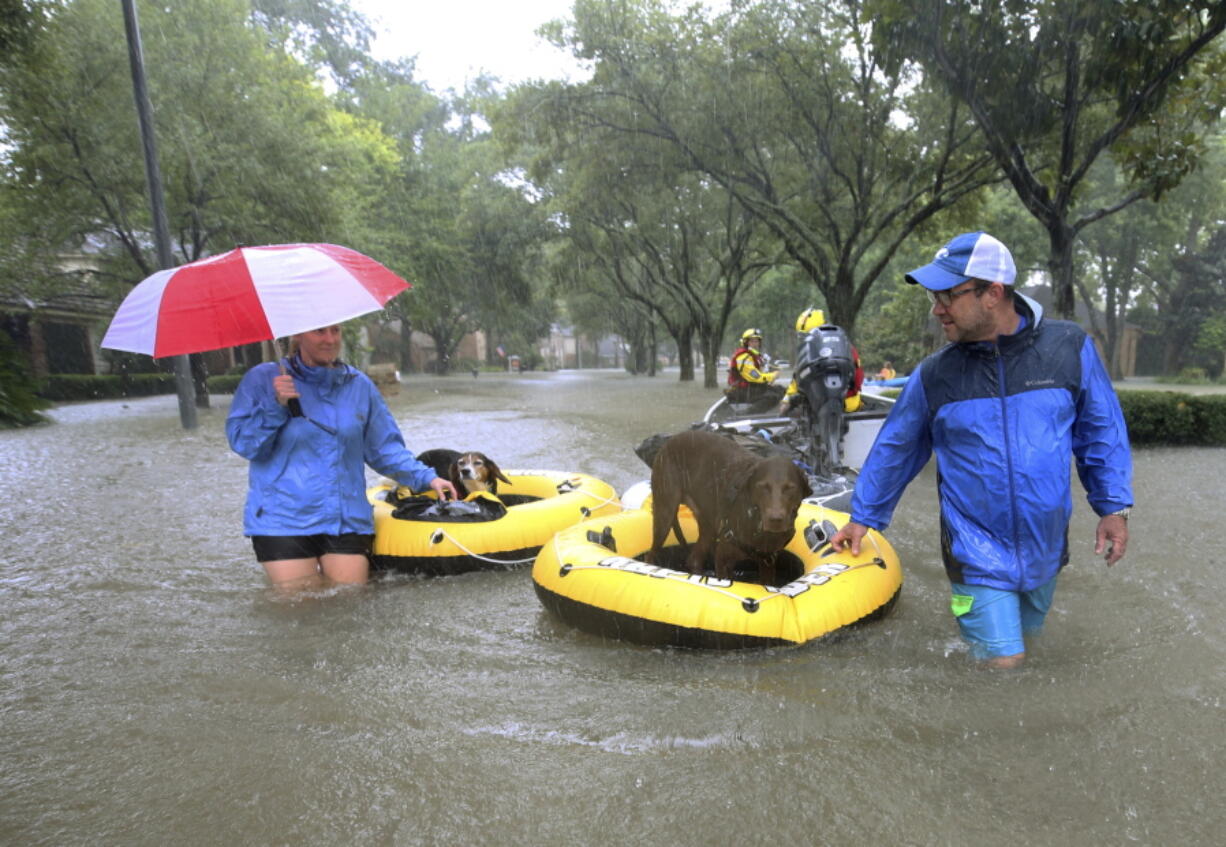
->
xmin=272 ymin=337 xmax=304 ymax=418
xmin=280 ymin=363 xmax=304 ymax=418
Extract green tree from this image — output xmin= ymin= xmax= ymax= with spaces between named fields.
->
xmin=0 ymin=0 xmax=40 ymax=57
xmin=4 ymin=0 xmax=394 ymax=272
xmin=354 ymin=74 xmax=553 ymax=374
xmin=532 ymin=0 xmax=998 ymax=330
xmin=1154 ymin=226 xmax=1226 ymax=377
xmin=0 ymin=325 xmax=48 ymax=428
xmin=547 ymin=153 xmax=774 ymax=386
xmin=560 ymin=263 xmax=660 ymax=374
xmin=1074 ymin=136 xmax=1226 ymax=379
xmin=869 ymin=0 xmax=1226 ymax=319
xmin=1075 ymin=160 xmax=1161 ymax=379
xmin=0 ymin=0 xmax=397 ymax=404
xmin=249 ymin=0 xmax=375 ymax=86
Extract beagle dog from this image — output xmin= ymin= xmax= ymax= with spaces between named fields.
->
xmin=416 ymin=448 xmax=511 ymax=497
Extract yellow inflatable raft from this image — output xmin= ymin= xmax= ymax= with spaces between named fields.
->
xmin=532 ymin=501 xmax=901 ymax=649
xmin=368 ymin=470 xmax=621 ymax=576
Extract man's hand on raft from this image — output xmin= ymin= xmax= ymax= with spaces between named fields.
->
xmin=830 ymin=521 xmax=869 ymax=555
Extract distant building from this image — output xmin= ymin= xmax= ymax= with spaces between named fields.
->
xmin=541 ymin=324 xmax=623 ymax=369
xmin=1 ymin=251 xmax=114 ymax=377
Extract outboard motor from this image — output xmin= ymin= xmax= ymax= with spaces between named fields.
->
xmin=793 ymin=325 xmax=854 ymax=474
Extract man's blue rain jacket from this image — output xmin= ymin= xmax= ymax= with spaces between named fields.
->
xmin=226 ymin=358 xmax=438 ymax=537
xmin=850 ymin=295 xmax=1133 ymax=591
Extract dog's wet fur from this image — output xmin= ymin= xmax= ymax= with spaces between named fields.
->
xmin=416 ymin=448 xmax=511 ymax=497
xmin=649 ymin=430 xmax=811 ymax=584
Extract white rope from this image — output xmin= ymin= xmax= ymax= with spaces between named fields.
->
xmin=564 ymin=483 xmax=622 ymax=512
xmin=554 ymin=561 xmax=755 ymax=604
xmin=550 ymin=514 xmax=888 ymax=611
xmin=404 ymin=479 xmax=620 ymax=567
xmin=428 ymin=527 xmax=538 ymax=565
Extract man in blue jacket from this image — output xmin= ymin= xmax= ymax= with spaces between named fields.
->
xmin=831 ymin=232 xmax=1133 ymax=668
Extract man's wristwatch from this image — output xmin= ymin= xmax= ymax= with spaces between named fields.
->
xmin=1106 ymin=507 xmax=1131 ymax=520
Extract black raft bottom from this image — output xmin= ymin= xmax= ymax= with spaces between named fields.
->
xmin=534 ymin=580 xmax=902 ymax=651
xmin=371 ymin=545 xmax=537 ymax=577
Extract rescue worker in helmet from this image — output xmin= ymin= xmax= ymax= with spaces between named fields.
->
xmin=778 ymin=307 xmax=864 ymax=415
xmin=725 ymin=328 xmax=783 ymax=407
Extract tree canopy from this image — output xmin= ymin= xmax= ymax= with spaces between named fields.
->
xmin=868 ymin=0 xmax=1226 ymax=318
xmin=2 ymin=0 xmax=1225 ymax=417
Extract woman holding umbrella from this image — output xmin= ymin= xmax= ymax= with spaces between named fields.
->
xmin=101 ymin=242 xmax=445 ymax=589
xmin=226 ymin=325 xmax=457 ymax=589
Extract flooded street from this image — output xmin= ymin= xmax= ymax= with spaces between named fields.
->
xmin=2 ymin=369 xmax=1224 ymax=845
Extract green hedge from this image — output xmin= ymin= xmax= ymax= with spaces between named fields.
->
xmin=871 ymin=387 xmax=1224 ymax=446
xmin=1117 ymin=391 xmax=1226 ymax=446
xmin=37 ymin=373 xmax=244 ymax=401
xmin=206 ymin=374 xmax=243 ymax=394
xmin=39 ymin=373 xmax=179 ymax=401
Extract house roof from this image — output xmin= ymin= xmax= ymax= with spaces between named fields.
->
xmin=0 ymin=249 xmax=116 ymax=321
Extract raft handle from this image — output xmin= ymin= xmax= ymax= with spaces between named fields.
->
xmin=741 ymin=598 xmax=760 ymax=614
xmin=585 ymin=526 xmax=617 ymax=552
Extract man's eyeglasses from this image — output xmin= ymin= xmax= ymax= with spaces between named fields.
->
xmin=927 ymin=282 xmax=990 ymax=308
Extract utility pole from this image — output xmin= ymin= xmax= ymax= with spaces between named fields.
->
xmin=120 ymin=0 xmax=196 ymax=429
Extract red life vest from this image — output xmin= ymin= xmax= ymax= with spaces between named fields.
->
xmin=727 ymin=346 xmax=767 ymax=389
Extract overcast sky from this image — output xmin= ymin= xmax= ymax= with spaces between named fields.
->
xmin=350 ymin=0 xmax=587 ymax=92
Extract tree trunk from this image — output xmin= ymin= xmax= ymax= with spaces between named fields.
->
xmin=1047 ymin=225 xmax=1078 ymax=320
xmin=702 ymin=334 xmax=721 ymax=389
xmin=676 ymin=324 xmax=694 ymax=382
xmin=398 ymin=320 xmax=414 ymax=373
xmin=822 ymin=275 xmax=858 ymax=332
xmin=1161 ymin=339 xmax=1184 ymax=376
xmin=189 ymin=353 xmax=209 ymax=408
xmin=647 ymin=323 xmax=658 ymax=377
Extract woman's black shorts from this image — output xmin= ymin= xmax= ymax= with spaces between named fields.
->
xmin=250 ymin=533 xmax=374 ymax=563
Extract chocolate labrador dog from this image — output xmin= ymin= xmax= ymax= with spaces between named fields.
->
xmin=649 ymin=430 xmax=811 ymax=584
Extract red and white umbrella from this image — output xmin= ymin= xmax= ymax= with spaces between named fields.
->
xmin=101 ymin=243 xmax=410 ymax=358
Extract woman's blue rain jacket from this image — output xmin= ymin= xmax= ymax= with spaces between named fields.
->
xmin=226 ymin=358 xmax=437 ymax=537
xmin=850 ymin=295 xmax=1133 ymax=591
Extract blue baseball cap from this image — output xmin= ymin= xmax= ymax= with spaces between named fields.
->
xmin=905 ymin=231 xmax=1016 ymax=291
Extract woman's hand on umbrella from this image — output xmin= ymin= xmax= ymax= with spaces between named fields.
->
xmin=273 ymin=374 xmax=300 ymax=406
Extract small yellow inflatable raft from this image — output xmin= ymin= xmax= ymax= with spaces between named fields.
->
xmin=533 ymin=501 xmax=901 ymax=649
xmin=368 ymin=470 xmax=620 ymax=576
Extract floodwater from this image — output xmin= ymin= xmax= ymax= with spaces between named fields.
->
xmin=2 ymin=369 xmax=1224 ymax=846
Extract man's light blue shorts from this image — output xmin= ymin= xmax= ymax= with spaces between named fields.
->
xmin=950 ymin=578 xmax=1058 ymax=660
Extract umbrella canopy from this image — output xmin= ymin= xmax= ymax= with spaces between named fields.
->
xmin=101 ymin=243 xmax=410 ymax=358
